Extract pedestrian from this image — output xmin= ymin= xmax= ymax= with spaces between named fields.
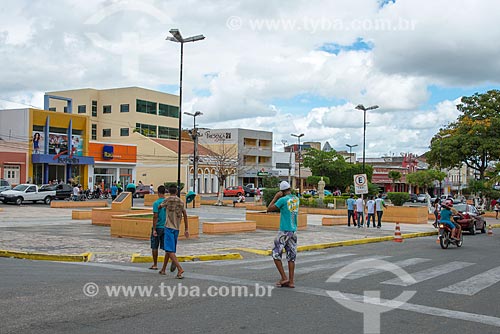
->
xmin=233 ymin=194 xmax=246 ymax=207
xmin=432 ymin=198 xmax=440 ymax=228
xmin=374 ymin=194 xmax=387 ymax=228
xmin=126 ymin=180 xmax=136 ymax=206
xmin=149 ymin=183 xmax=154 ymax=194
xmin=117 ymin=180 xmax=123 ymax=194
xmin=149 ymin=185 xmax=166 ymax=271
xmin=111 ymin=182 xmax=118 ymax=201
xmin=158 ymin=185 xmax=189 ymax=278
xmin=72 ymin=184 xmax=79 ymax=201
xmin=346 ymin=194 xmax=357 ymax=227
xmin=495 ymin=198 xmax=500 ymax=219
xmin=366 ymin=196 xmax=376 ymax=228
xmin=266 ymin=181 xmax=299 ymax=288
xmin=356 ymin=196 xmax=365 ymax=228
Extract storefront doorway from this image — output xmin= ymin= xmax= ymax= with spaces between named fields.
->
xmin=48 ymin=165 xmax=65 ymax=183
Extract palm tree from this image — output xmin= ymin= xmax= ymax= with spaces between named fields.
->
xmin=388 ymin=171 xmax=402 ymax=191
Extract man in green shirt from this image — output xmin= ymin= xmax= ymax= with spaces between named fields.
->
xmin=149 ymin=185 xmax=166 ymax=270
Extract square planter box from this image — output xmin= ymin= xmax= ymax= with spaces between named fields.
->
xmin=245 ymin=211 xmax=307 ymax=230
xmin=111 ymin=214 xmax=199 ymax=240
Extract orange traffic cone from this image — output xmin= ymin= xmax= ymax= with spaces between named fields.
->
xmin=394 ymin=222 xmax=403 ymax=243
xmin=488 ymin=225 xmax=493 ymax=236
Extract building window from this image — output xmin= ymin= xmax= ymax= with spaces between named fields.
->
xmin=63 ymin=106 xmax=68 ymax=113
xmin=135 ymin=123 xmax=157 ymax=137
xmin=91 ymin=124 xmax=97 ymax=140
xmin=78 ymin=105 xmax=86 ymax=114
xmin=136 ymin=99 xmax=157 ymax=115
xmin=92 ymin=100 xmax=97 ymax=117
xmin=120 ymin=128 xmax=129 ymax=136
xmin=48 ymin=107 xmax=56 ymax=112
xmin=120 ymin=104 xmax=129 ymax=113
xmin=158 ymin=103 xmax=179 ymax=118
xmin=158 ymin=126 xmax=179 ymax=139
xmin=102 ymin=128 xmax=111 ymax=137
xmin=103 ymin=105 xmax=112 ymax=114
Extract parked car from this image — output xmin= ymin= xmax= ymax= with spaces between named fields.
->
xmin=223 ymin=186 xmax=248 ymax=197
xmin=40 ymin=183 xmax=73 ymax=200
xmin=0 ymin=184 xmax=55 ymax=205
xmin=417 ymin=193 xmax=428 ymax=203
xmin=134 ymin=185 xmax=150 ymax=198
xmin=409 ymin=194 xmax=418 ymax=203
xmin=0 ymin=179 xmax=11 ymax=192
xmin=243 ymin=186 xmax=256 ymax=197
xmin=453 ymin=203 xmax=487 ymax=235
xmin=324 ymin=189 xmax=332 ymax=196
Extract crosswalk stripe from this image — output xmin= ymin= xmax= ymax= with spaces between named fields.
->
xmin=245 ymin=253 xmax=357 ymax=270
xmin=438 ymin=266 xmax=500 ymax=296
xmin=382 ymin=261 xmax=474 ymax=286
xmin=205 ymin=251 xmax=326 ymax=266
xmin=295 ymin=255 xmax=391 ymax=275
xmin=345 ymin=258 xmax=431 ymax=280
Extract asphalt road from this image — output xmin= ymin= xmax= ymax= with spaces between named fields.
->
xmin=2 ymin=234 xmax=500 ymax=334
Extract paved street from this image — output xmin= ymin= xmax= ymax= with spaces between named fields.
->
xmin=1 ymin=235 xmax=500 ymax=334
xmin=0 ymin=200 xmax=439 ymax=262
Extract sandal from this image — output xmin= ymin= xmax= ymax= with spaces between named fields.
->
xmin=176 ymin=270 xmax=184 ymax=279
xmin=149 ymin=266 xmax=158 ymax=270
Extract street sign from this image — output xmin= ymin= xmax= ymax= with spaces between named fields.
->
xmin=354 ymin=174 xmax=368 ymax=194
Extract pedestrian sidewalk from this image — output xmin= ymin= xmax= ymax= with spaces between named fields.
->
xmin=0 ymin=203 xmax=481 ymax=263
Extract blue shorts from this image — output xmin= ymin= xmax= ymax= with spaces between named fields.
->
xmin=150 ymin=228 xmax=164 ymax=250
xmin=441 ymin=221 xmax=456 ymax=229
xmin=163 ymin=227 xmax=179 ymax=253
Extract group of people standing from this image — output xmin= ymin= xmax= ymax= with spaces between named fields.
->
xmin=346 ymin=194 xmax=387 ymax=228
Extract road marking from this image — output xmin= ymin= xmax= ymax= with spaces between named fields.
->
xmin=439 ymin=266 xmax=500 ymax=296
xmin=206 ymin=251 xmax=325 ymax=266
xmin=70 ymin=262 xmax=500 ymax=329
xmin=245 ymin=253 xmax=357 ymax=270
xmin=296 ymin=256 xmax=391 ymax=275
xmin=345 ymin=258 xmax=431 ymax=280
xmin=382 ymin=261 xmax=474 ymax=286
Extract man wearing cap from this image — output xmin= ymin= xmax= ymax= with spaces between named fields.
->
xmin=267 ymin=181 xmax=300 ymax=288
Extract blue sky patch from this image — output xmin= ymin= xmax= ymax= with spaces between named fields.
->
xmin=271 ymin=93 xmax=347 ymax=115
xmin=319 ymin=38 xmax=373 ymax=55
xmin=379 ymin=0 xmax=396 ymax=8
xmin=423 ymin=84 xmax=499 ymax=109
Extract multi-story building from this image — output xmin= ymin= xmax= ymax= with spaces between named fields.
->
xmin=198 ymin=128 xmax=273 ymax=186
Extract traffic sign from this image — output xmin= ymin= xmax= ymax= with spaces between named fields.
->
xmin=354 ymin=174 xmax=368 ymax=194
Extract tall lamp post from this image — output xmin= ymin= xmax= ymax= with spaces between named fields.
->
xmin=291 ymin=133 xmax=304 ymax=194
xmin=281 ymin=139 xmax=292 ymax=184
xmin=184 ymin=111 xmax=203 ymax=207
xmin=167 ymin=29 xmax=205 ymax=196
xmin=437 ymin=133 xmax=451 ymax=197
xmin=346 ymin=144 xmax=358 ymax=164
xmin=355 ymin=104 xmax=379 ymax=173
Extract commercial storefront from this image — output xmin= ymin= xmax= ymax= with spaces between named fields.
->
xmin=88 ymin=142 xmax=137 ymax=190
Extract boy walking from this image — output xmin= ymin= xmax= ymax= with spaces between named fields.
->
xmin=158 ymin=186 xmax=189 ymax=278
xmin=375 ymin=194 xmax=387 ymax=228
xmin=346 ymin=194 xmax=357 ymax=227
xmin=356 ymin=196 xmax=365 ymax=228
xmin=149 ymin=185 xmax=166 ymax=270
xmin=366 ymin=196 xmax=376 ymax=227
xmin=267 ymin=181 xmax=299 ymax=288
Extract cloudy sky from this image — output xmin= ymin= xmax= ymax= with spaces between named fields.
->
xmin=1 ymin=0 xmax=498 ymax=158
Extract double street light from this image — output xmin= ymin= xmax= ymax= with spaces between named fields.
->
xmin=291 ymin=133 xmax=304 ymax=194
xmin=184 ymin=111 xmax=203 ymax=206
xmin=167 ymin=29 xmax=205 ymax=196
xmin=346 ymin=144 xmax=358 ymax=164
xmin=355 ymin=104 xmax=379 ymax=173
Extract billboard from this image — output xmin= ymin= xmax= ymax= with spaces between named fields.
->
xmin=32 ymin=131 xmax=83 ymax=156
xmin=198 ymin=129 xmax=237 ymax=145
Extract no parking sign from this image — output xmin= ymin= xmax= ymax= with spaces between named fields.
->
xmin=354 ymin=174 xmax=368 ymax=194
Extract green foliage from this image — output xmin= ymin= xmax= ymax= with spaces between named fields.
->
xmin=302 ymin=193 xmax=312 ymax=198
xmin=307 ymin=175 xmax=331 ymax=186
xmin=262 ymin=188 xmax=279 ymax=206
xmin=387 ymin=192 xmax=410 ymax=206
xmin=388 ymin=171 xmax=402 ymax=182
xmin=261 ymin=176 xmax=281 ymax=188
xmin=427 ymin=90 xmax=500 ymax=180
xmin=163 ymin=182 xmax=185 ymax=192
xmin=406 ymin=170 xmax=445 ymax=191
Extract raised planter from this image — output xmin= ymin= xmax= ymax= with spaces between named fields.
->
xmin=301 ymin=207 xmax=346 ymax=215
xmin=202 ymin=221 xmax=257 ymax=234
xmin=92 ymin=208 xmax=152 ymax=226
xmin=72 ymin=210 xmax=92 ymax=220
xmin=245 ymin=211 xmax=307 ymax=230
xmin=322 ymin=216 xmax=346 ymax=226
xmin=383 ymin=206 xmax=428 ymax=224
xmin=200 ymin=199 xmax=233 ymax=206
xmin=111 ymin=214 xmax=199 ymax=240
xmin=245 ymin=204 xmax=268 ymax=211
xmin=51 ymin=201 xmax=108 ymax=208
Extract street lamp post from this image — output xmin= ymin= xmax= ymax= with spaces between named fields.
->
xmin=346 ymin=144 xmax=358 ymax=164
xmin=291 ymin=133 xmax=304 ymax=194
xmin=437 ymin=133 xmax=451 ymax=198
xmin=281 ymin=139 xmax=292 ymax=185
xmin=355 ymin=104 xmax=379 ymax=173
xmin=184 ymin=111 xmax=203 ymax=207
xmin=167 ymin=29 xmax=205 ymax=196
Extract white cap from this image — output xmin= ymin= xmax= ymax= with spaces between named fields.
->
xmin=279 ymin=181 xmax=291 ymax=191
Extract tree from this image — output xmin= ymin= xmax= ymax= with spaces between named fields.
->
xmin=406 ymin=170 xmax=446 ymax=193
xmin=388 ymin=171 xmax=402 ymax=191
xmin=306 ymin=175 xmax=331 ymax=187
xmin=205 ymin=141 xmax=239 ymax=205
xmin=426 ymin=90 xmax=500 ymax=180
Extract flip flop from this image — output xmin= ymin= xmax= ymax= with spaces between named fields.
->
xmin=276 ymin=280 xmax=289 ymax=287
xmin=159 ymin=271 xmax=166 ymax=275
xmin=149 ymin=266 xmax=158 ymax=270
xmin=176 ymin=271 xmax=184 ymax=279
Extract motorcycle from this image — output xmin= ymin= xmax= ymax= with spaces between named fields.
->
xmin=438 ymin=217 xmax=463 ymax=249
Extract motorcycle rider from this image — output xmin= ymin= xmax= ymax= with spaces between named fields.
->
xmin=440 ymin=201 xmax=461 ymax=240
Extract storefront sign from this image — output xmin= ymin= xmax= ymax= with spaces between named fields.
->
xmin=103 ymin=145 xmax=114 ymax=160
xmin=32 ymin=154 xmax=94 ymax=165
xmin=199 ymin=129 xmax=237 ymax=144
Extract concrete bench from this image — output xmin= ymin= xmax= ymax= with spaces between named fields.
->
xmin=72 ymin=210 xmax=92 ymax=220
xmin=322 ymin=216 xmax=346 ymax=226
xmin=202 ymin=221 xmax=257 ymax=234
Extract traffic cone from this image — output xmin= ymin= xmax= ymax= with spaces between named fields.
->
xmin=394 ymin=222 xmax=403 ymax=243
xmin=488 ymin=224 xmax=493 ymax=236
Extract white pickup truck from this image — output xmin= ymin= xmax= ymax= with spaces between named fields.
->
xmin=0 ymin=184 xmax=56 ymax=205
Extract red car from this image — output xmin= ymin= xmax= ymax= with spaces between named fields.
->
xmin=453 ymin=204 xmax=487 ymax=235
xmin=223 ymin=186 xmax=246 ymax=197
